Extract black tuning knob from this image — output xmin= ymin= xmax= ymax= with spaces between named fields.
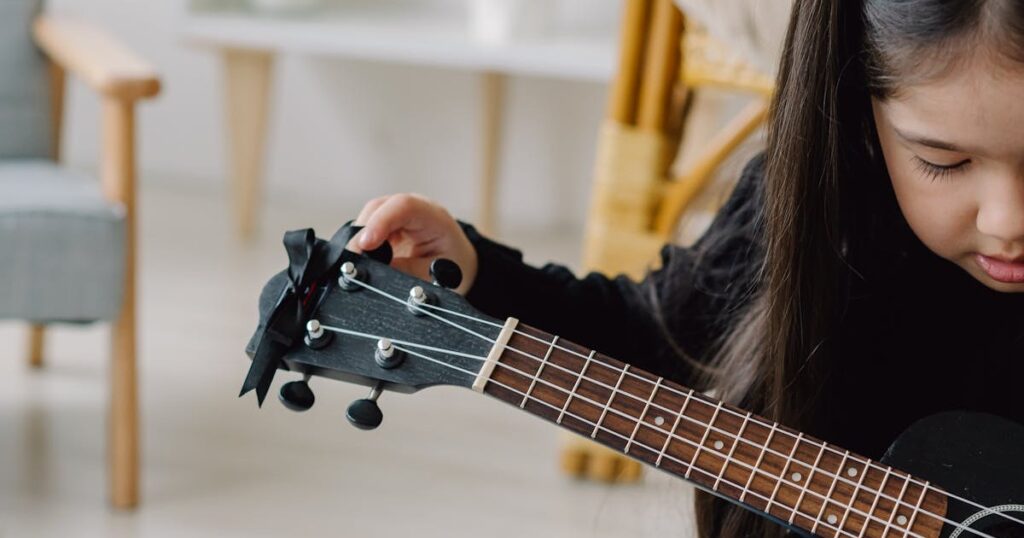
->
xmin=430 ymin=258 xmax=463 ymax=290
xmin=365 ymin=240 xmax=393 ymax=265
xmin=346 ymin=384 xmax=384 ymax=430
xmin=279 ymin=375 xmax=315 ymax=412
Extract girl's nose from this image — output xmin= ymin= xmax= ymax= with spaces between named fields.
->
xmin=976 ymin=172 xmax=1024 ymax=243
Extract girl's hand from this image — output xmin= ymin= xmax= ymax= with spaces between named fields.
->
xmin=352 ymin=194 xmax=478 ymax=295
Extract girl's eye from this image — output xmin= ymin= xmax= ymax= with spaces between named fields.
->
xmin=912 ymin=156 xmax=971 ymax=182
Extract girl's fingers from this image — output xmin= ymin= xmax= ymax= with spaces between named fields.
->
xmin=354 ymin=195 xmax=390 ymax=225
xmin=359 ymin=194 xmax=430 ymax=250
xmin=347 ymin=194 xmax=476 ymax=295
xmin=349 ymin=196 xmax=392 ymax=251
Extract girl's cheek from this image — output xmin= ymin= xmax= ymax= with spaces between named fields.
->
xmin=887 ymin=153 xmax=977 ymax=260
xmin=873 ymin=101 xmax=980 ymax=262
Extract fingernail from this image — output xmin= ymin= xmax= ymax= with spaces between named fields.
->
xmin=360 ymin=230 xmax=376 ymax=248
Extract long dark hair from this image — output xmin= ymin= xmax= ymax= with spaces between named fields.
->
xmin=685 ymin=1 xmax=1024 ymax=536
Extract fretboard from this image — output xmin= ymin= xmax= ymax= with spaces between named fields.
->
xmin=476 ymin=320 xmax=948 ymax=538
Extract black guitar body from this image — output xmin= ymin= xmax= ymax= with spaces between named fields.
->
xmin=880 ymin=412 xmax=1024 ymax=538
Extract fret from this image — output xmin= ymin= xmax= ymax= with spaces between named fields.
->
xmin=767 ymin=432 xmax=805 ymax=517
xmin=902 ymin=481 xmax=930 ymax=536
xmin=479 ymin=321 xmax=950 ymax=536
xmin=479 ymin=322 xmax=948 ymax=538
xmin=519 ymin=336 xmax=558 ymax=408
xmin=860 ymin=466 xmax=895 ymax=538
xmin=837 ymin=457 xmax=871 ymax=535
xmin=714 ymin=411 xmax=752 ymax=491
xmin=788 ymin=440 xmax=827 ymax=525
xmin=656 ymin=388 xmax=694 ymax=467
xmin=882 ymin=474 xmax=912 ymax=536
xmin=810 ymin=450 xmax=850 ymax=536
xmin=740 ymin=421 xmax=779 ymax=504
xmin=685 ymin=401 xmax=724 ymax=480
xmin=592 ymin=365 xmax=629 ymax=438
xmin=625 ymin=377 xmax=662 ymax=455
xmin=556 ymin=350 xmax=594 ymax=424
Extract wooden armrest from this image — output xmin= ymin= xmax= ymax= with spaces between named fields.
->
xmin=33 ymin=16 xmax=161 ymax=101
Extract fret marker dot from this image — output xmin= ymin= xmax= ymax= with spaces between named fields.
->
xmin=847 ymin=467 xmax=858 ymax=478
xmin=791 ymin=472 xmax=803 ymax=482
xmin=713 ymin=440 xmax=725 ymax=450
xmin=827 ymin=514 xmax=838 ymax=526
xmin=896 ymin=515 xmax=908 ymax=526
xmin=654 ymin=416 xmax=665 ymax=426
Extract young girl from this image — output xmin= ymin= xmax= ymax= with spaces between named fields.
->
xmin=352 ymin=0 xmax=1024 ymax=535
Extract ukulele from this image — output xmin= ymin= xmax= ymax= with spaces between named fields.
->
xmin=240 ymin=224 xmax=1024 ymax=538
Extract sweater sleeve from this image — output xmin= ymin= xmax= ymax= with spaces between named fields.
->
xmin=463 ymin=156 xmax=764 ymax=387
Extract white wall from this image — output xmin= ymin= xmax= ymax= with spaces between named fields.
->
xmin=47 ymin=0 xmax=618 ymax=234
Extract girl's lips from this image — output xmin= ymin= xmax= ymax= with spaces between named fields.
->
xmin=976 ymin=254 xmax=1024 ymax=283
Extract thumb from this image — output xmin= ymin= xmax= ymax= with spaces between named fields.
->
xmin=358 ymin=226 xmax=383 ymax=251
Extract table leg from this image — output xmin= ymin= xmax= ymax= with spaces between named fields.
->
xmin=223 ymin=49 xmax=274 ymax=239
xmin=478 ymin=71 xmax=505 ymax=236
xmin=26 ymin=324 xmax=45 ymax=368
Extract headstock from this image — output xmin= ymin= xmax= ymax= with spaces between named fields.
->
xmin=241 ymin=224 xmax=503 ymax=429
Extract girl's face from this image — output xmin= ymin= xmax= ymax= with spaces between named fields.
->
xmin=872 ymin=54 xmax=1024 ymax=293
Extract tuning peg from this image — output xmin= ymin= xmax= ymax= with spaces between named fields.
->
xmin=407 ymin=285 xmax=430 ymax=316
xmin=429 ymin=258 xmax=463 ymax=290
xmin=347 ymin=383 xmax=384 ymax=430
xmin=374 ymin=338 xmax=404 ymax=369
xmin=304 ymin=319 xmax=333 ymax=349
xmin=365 ymin=240 xmax=393 ymax=265
xmin=279 ymin=374 xmax=315 ymax=412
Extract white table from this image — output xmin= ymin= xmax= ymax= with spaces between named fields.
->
xmin=183 ymin=4 xmax=617 ymax=237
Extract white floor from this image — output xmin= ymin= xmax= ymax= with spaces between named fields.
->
xmin=0 ymin=183 xmax=695 ymax=537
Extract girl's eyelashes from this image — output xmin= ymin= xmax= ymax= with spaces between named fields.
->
xmin=911 ymin=155 xmax=971 ymax=182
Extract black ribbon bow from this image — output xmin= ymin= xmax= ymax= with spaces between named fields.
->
xmin=239 ymin=223 xmax=361 ymax=406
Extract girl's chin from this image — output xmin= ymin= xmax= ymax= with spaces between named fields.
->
xmin=978 ymin=279 xmax=1024 ymax=293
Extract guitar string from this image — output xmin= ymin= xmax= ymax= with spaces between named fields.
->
xmin=341 ymin=277 xmax=1015 ymax=535
xmin=318 ymin=323 xmax=486 ymax=361
xmin=412 ymin=295 xmax=1024 ymax=531
xmin=403 ymin=294 xmax=947 ymax=529
xmin=318 ymin=322 xmax=956 ymax=538
xmin=385 ymin=342 xmax=892 ymax=538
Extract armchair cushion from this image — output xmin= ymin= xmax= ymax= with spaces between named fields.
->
xmin=0 ymin=160 xmax=125 ymax=322
xmin=0 ymin=0 xmax=52 ymax=159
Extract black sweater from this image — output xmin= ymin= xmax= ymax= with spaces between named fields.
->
xmin=462 ymin=156 xmax=1024 ymax=459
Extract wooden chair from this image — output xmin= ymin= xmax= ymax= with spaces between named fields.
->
xmin=0 ymin=1 xmax=160 ymax=508
xmin=560 ymin=0 xmax=773 ymax=482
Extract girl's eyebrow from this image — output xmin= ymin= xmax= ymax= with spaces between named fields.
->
xmin=893 ymin=127 xmax=977 ymax=154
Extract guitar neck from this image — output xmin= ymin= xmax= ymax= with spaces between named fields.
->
xmin=474 ymin=319 xmax=948 ymax=538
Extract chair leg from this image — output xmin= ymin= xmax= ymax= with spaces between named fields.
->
xmin=27 ymin=324 xmax=46 ymax=368
xmin=103 ymin=98 xmax=140 ymax=509
xmin=109 ymin=306 xmax=138 ymax=509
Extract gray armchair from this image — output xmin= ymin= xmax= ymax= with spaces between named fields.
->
xmin=1 ymin=0 xmax=160 ymax=509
